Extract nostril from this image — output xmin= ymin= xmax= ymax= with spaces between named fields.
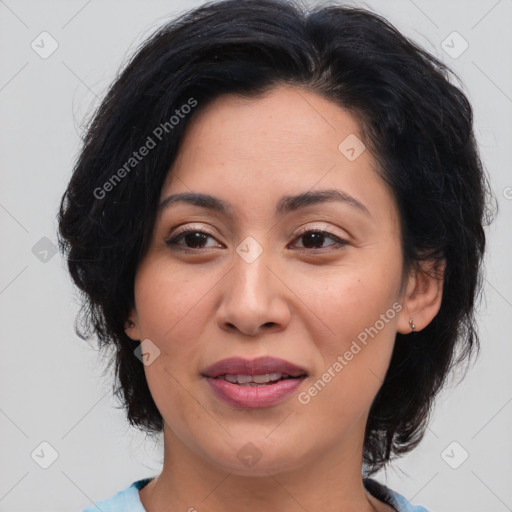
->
xmin=223 ymin=321 xmax=277 ymax=334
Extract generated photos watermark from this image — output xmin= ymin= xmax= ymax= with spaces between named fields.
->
xmin=298 ymin=301 xmax=403 ymax=405
xmin=93 ymin=97 xmax=198 ymax=200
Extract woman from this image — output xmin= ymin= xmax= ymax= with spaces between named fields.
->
xmin=57 ymin=0 xmax=492 ymax=510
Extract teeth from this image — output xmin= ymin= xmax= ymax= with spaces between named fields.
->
xmin=223 ymin=373 xmax=287 ymax=385
xmin=253 ymin=373 xmax=283 ymax=384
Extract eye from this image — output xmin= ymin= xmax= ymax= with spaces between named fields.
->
xmin=290 ymin=228 xmax=349 ymax=251
xmin=165 ymin=229 xmax=223 ymax=250
xmin=165 ymin=227 xmax=349 ymax=252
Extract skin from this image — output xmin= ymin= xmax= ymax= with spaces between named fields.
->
xmin=126 ymin=85 xmax=444 ymax=512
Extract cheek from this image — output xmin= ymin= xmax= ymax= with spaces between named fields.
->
xmin=302 ymin=257 xmax=401 ymax=410
xmin=134 ymin=260 xmax=212 ymax=345
xmin=132 ymin=262 xmax=221 ymax=417
xmin=134 ymin=262 xmax=211 ymax=426
xmin=298 ymin=314 xmax=397 ymax=434
xmin=307 ymin=261 xmax=402 ymax=346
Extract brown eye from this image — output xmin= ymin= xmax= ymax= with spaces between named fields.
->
xmin=291 ymin=230 xmax=348 ymax=250
xmin=166 ymin=229 xmax=222 ymax=250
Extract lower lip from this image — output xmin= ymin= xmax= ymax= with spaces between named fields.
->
xmin=204 ymin=376 xmax=306 ymax=408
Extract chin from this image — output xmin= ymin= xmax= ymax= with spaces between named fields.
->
xmin=202 ymin=436 xmax=308 ymax=477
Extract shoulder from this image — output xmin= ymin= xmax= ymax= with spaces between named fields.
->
xmin=79 ymin=478 xmax=154 ymax=512
xmin=364 ymin=478 xmax=432 ymax=512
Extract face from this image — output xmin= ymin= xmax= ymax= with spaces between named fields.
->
xmin=127 ymin=85 xmax=417 ymax=477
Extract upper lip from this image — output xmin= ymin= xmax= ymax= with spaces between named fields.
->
xmin=201 ymin=356 xmax=308 ymax=378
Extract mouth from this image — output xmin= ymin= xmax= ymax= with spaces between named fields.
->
xmin=217 ymin=372 xmax=306 ymax=386
xmin=201 ymin=356 xmax=308 ymax=408
xmin=201 ymin=355 xmax=308 ymax=380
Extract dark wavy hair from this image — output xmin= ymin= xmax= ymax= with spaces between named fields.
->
xmin=57 ymin=0 xmax=494 ymax=476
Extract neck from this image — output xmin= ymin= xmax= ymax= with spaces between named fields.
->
xmin=139 ymin=419 xmax=388 ymax=512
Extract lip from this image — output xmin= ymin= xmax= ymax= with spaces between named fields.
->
xmin=201 ymin=356 xmax=308 ymax=409
xmin=201 ymin=356 xmax=308 ymax=378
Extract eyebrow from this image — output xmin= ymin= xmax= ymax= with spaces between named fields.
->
xmin=158 ymin=189 xmax=370 ymax=217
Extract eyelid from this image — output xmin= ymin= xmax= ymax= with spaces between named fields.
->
xmin=168 ymin=222 xmax=346 ymax=240
xmin=170 ymin=223 xmax=217 ymax=238
xmin=165 ymin=224 xmax=225 ymax=250
xmin=294 ymin=223 xmax=344 ymax=238
xmin=290 ymin=224 xmax=350 ymax=249
xmin=165 ymin=222 xmax=350 ymax=251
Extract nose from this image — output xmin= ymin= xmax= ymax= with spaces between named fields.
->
xmin=216 ymin=247 xmax=291 ymax=337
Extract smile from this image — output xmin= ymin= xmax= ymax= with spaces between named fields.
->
xmin=220 ymin=372 xmax=297 ymax=385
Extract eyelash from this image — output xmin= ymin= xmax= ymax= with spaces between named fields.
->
xmin=165 ymin=226 xmax=349 ymax=252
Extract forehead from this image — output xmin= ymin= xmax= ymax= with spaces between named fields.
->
xmin=169 ymin=85 xmax=364 ymax=173
xmin=159 ymin=85 xmax=395 ymax=224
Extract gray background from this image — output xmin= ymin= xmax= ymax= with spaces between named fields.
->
xmin=0 ymin=0 xmax=511 ymax=511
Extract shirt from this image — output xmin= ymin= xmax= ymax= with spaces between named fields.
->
xmin=80 ymin=477 xmax=431 ymax=511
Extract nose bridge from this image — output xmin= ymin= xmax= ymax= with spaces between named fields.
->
xmin=217 ymin=235 xmax=289 ymax=335
xmin=234 ymin=239 xmax=271 ymax=303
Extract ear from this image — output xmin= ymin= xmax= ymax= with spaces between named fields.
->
xmin=397 ymin=259 xmax=445 ymax=334
xmin=124 ymin=307 xmax=142 ymax=341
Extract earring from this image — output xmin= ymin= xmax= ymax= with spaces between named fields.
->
xmin=126 ymin=321 xmax=135 ymax=329
xmin=409 ymin=318 xmax=416 ymax=333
